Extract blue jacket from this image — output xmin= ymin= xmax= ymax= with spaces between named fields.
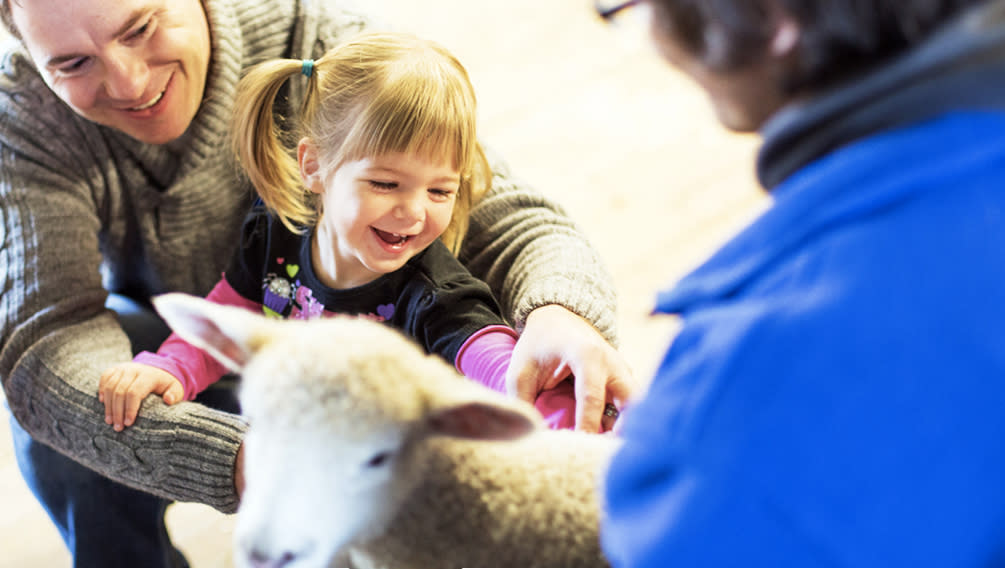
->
xmin=602 ymin=2 xmax=1005 ymax=566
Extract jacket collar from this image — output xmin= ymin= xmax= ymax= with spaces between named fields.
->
xmin=757 ymin=0 xmax=1005 ymax=190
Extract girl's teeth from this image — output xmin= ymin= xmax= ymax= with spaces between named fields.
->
xmin=375 ymin=228 xmax=409 ymax=245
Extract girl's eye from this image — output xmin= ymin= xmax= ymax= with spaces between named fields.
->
xmin=368 ymin=180 xmax=397 ymax=190
xmin=430 ymin=189 xmax=455 ymax=199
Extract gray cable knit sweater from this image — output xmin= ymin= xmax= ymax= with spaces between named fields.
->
xmin=0 ymin=0 xmax=616 ymax=513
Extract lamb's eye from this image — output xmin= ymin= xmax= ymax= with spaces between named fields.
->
xmin=366 ymin=451 xmax=392 ymax=468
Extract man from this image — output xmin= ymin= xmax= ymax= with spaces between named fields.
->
xmin=599 ymin=0 xmax=1005 ymax=565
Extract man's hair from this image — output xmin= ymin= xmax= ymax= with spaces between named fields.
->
xmin=0 ymin=0 xmax=19 ymax=41
xmin=649 ymin=0 xmax=986 ymax=91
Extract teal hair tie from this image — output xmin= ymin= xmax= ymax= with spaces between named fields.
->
xmin=301 ymin=59 xmax=315 ymax=78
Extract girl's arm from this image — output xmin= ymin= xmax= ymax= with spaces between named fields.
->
xmin=455 ymin=325 xmax=576 ymax=430
xmin=134 ymin=279 xmax=261 ymax=399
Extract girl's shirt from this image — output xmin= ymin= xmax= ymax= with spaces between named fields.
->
xmin=227 ymin=206 xmax=506 ymax=363
xmin=136 ymin=206 xmax=576 ymax=428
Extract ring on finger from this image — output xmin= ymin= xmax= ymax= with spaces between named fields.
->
xmin=604 ymin=403 xmax=619 ymax=419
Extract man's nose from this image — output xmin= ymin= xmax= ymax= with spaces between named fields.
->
xmin=103 ymin=50 xmax=149 ymax=102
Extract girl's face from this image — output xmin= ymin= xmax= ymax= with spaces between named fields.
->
xmin=303 ymin=147 xmax=460 ymax=289
xmin=11 ymin=0 xmax=210 ymax=145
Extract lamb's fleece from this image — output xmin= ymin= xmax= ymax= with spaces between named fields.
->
xmin=152 ymin=292 xmax=619 ymax=569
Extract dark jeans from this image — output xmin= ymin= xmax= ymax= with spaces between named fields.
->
xmin=8 ymin=294 xmax=239 ymax=567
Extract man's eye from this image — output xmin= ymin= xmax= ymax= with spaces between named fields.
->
xmin=128 ymin=20 xmax=153 ymax=41
xmin=57 ymin=57 xmax=91 ymax=74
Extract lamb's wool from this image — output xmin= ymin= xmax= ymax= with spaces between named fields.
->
xmin=153 ymin=293 xmax=616 ymax=568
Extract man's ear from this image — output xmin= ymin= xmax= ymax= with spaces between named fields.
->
xmin=298 ymin=137 xmax=323 ymax=194
xmin=769 ymin=12 xmax=800 ymax=57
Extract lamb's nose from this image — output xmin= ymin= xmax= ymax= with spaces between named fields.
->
xmin=247 ymin=548 xmax=295 ymax=568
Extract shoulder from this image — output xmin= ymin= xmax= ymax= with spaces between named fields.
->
xmin=310 ymin=0 xmax=371 ymax=52
xmin=0 ymin=44 xmax=35 ymax=89
xmin=258 ymin=0 xmax=370 ymax=60
xmin=0 ymin=48 xmax=83 ymax=132
xmin=0 ymin=47 xmax=110 ymax=178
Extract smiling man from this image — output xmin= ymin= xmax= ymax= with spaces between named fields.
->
xmin=12 ymin=1 xmax=210 ymax=144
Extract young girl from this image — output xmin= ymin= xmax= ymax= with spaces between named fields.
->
xmin=97 ymin=32 xmax=575 ymax=432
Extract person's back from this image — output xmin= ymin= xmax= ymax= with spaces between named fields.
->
xmin=598 ymin=0 xmax=1005 ymax=564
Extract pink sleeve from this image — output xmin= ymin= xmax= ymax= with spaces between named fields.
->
xmin=455 ymin=325 xmax=576 ymax=430
xmin=133 ymin=277 xmax=261 ymax=400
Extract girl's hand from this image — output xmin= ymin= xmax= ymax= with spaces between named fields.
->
xmin=98 ymin=363 xmax=184 ymax=431
xmin=507 ymin=304 xmax=636 ymax=433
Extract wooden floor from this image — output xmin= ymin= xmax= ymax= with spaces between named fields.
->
xmin=0 ymin=0 xmax=767 ymax=566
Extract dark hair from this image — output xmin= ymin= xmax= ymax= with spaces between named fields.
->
xmin=648 ymin=0 xmax=987 ymax=91
xmin=0 ymin=0 xmax=19 ymax=41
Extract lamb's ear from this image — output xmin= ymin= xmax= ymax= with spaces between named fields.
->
xmin=151 ymin=293 xmax=274 ymax=372
xmin=426 ymin=402 xmax=537 ymax=441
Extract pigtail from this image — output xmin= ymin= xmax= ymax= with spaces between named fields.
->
xmin=231 ymin=58 xmax=317 ymax=233
xmin=441 ymin=142 xmax=490 ymax=255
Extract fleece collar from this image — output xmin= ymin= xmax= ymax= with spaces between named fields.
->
xmin=757 ymin=0 xmax=1005 ymax=190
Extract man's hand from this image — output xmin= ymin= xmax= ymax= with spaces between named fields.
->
xmin=507 ymin=304 xmax=635 ymax=432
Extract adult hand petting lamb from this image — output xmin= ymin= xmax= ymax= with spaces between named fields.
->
xmin=508 ymin=304 xmax=635 ymax=433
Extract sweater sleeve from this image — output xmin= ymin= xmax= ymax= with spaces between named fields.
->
xmin=459 ymin=146 xmax=620 ymax=345
xmin=134 ymin=279 xmax=260 ymax=400
xmin=0 ymin=52 xmax=249 ymax=513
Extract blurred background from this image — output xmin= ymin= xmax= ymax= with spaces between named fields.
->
xmin=0 ymin=0 xmax=766 ymax=565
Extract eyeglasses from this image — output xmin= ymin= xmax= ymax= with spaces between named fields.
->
xmin=594 ymin=0 xmax=643 ymax=22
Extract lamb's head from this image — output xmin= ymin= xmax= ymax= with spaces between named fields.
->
xmin=152 ymin=293 xmax=543 ymax=568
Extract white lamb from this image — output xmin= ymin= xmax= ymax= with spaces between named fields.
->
xmin=152 ymin=293 xmax=618 ymax=569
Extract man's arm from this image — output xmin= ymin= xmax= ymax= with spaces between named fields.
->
xmin=458 ymin=148 xmax=631 ymax=433
xmin=459 ymin=147 xmax=619 ymax=344
xmin=0 ymin=56 xmax=246 ymax=512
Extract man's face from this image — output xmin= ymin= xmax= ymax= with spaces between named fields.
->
xmin=12 ymin=0 xmax=211 ymax=144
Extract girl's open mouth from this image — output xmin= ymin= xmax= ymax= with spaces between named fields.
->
xmin=373 ymin=228 xmax=412 ymax=248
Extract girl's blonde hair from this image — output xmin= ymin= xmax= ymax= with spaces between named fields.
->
xmin=230 ymin=32 xmax=490 ymax=254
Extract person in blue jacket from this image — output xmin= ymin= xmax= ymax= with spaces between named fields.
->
xmin=597 ymin=0 xmax=1005 ymax=565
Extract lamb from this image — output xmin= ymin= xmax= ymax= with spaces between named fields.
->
xmin=152 ymin=292 xmax=619 ymax=569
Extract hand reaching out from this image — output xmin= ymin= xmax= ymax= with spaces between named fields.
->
xmin=98 ymin=362 xmax=184 ymax=431
xmin=507 ymin=304 xmax=636 ymax=433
